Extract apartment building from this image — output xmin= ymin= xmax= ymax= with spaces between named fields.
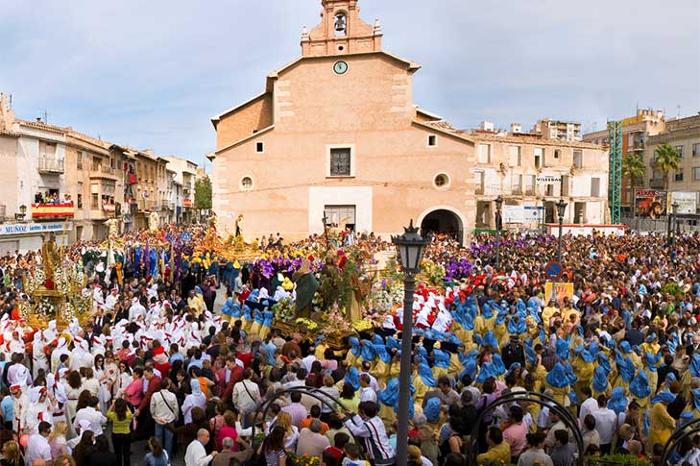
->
xmin=532 ymin=119 xmax=582 ymax=142
xmin=63 ymin=132 xmax=125 ymax=241
xmin=163 ymin=156 xmax=198 ymax=224
xmin=644 ymin=114 xmax=700 ymax=205
xmin=583 ymin=109 xmax=666 ymax=209
xmin=120 ymin=149 xmax=170 ymax=231
xmin=469 ymin=127 xmax=609 ymax=230
xmin=0 ymin=92 xmax=180 ymax=249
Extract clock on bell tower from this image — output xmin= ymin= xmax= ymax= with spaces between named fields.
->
xmin=301 ymin=0 xmax=383 ymax=57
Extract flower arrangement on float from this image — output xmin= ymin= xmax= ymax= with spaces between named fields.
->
xmin=287 ymin=453 xmax=321 ymax=466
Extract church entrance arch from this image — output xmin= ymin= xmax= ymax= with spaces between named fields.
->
xmin=419 ymin=208 xmax=464 ymax=244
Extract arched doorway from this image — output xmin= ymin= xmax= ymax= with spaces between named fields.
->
xmin=420 ymin=209 xmax=464 ymax=243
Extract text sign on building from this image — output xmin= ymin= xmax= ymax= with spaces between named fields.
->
xmin=524 ymin=205 xmax=544 ymax=221
xmin=0 ymin=222 xmax=70 ymax=236
xmin=536 ymin=176 xmax=561 ymax=183
xmin=668 ymin=192 xmax=697 ymax=215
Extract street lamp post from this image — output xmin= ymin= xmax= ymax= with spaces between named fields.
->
xmin=671 ymin=202 xmax=679 ymax=244
xmin=391 ymin=220 xmax=428 ymax=466
xmin=556 ymin=198 xmax=567 ymax=264
xmin=494 ymin=196 xmax=503 ymax=269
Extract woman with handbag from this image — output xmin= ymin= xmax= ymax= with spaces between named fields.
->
xmin=149 ymin=378 xmax=179 ymax=459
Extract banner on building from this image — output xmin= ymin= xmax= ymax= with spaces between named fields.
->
xmin=668 ymin=192 xmax=697 ymax=214
xmin=503 ymin=205 xmax=524 ymax=224
xmin=0 ymin=222 xmax=71 ymax=236
xmin=523 ymin=205 xmax=544 ymax=223
xmin=544 ymin=281 xmax=574 ymax=304
xmin=635 ymin=189 xmax=667 ymax=219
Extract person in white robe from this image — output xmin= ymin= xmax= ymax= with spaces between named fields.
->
xmin=7 ymin=331 xmax=25 ymax=355
xmin=432 ymin=303 xmax=453 ymax=333
xmin=72 ymin=397 xmax=106 ymax=436
xmin=23 ymin=386 xmax=55 ymax=433
xmin=42 ymin=320 xmax=58 ymax=345
xmin=7 ymin=355 xmax=32 ymax=389
xmin=51 ymin=337 xmax=70 ymax=372
xmin=10 ymin=384 xmax=29 ymax=433
xmin=46 ymin=371 xmax=68 ymax=424
xmin=91 ymin=283 xmax=105 ymax=312
xmin=104 ymin=288 xmax=119 ymax=312
xmin=32 ymin=332 xmax=48 ymax=380
xmin=69 ymin=339 xmax=93 ymax=372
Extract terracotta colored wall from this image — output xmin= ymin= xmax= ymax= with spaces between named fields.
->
xmin=216 ymin=95 xmax=273 ymax=150
xmin=212 ymin=53 xmax=475 ymax=242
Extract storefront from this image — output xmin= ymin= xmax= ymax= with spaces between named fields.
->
xmin=0 ymin=222 xmax=72 ymax=254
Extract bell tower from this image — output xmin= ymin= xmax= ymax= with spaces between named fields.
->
xmin=301 ymin=0 xmax=383 ymax=57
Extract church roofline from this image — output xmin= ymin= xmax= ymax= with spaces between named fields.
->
xmin=214 ymin=124 xmax=275 ymax=155
xmin=265 ymin=50 xmax=421 ymax=85
xmin=211 ymin=92 xmax=269 ymax=127
xmin=415 ymin=107 xmax=443 ymax=121
xmin=412 ymin=120 xmax=474 ymax=145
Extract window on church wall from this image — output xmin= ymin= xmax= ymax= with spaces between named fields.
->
xmin=329 ymin=147 xmax=353 ymax=177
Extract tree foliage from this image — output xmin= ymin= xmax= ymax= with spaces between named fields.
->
xmin=194 ymin=176 xmax=212 ymax=210
xmin=622 ymin=152 xmax=646 ymax=195
xmin=654 ymin=143 xmax=681 ymax=190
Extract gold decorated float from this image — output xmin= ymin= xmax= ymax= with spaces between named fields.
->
xmin=20 ymin=235 xmax=92 ymax=330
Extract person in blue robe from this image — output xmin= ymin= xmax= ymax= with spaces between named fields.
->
xmin=608 ymin=387 xmax=629 ymax=414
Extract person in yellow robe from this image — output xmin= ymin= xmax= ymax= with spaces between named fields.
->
xmin=649 ymin=395 xmax=676 ymax=449
xmin=187 ymin=289 xmax=205 ymax=315
xmin=541 ymin=300 xmax=559 ymax=328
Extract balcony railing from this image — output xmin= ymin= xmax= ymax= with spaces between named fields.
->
xmin=139 ymin=199 xmax=157 ymax=211
xmin=90 ymin=165 xmax=117 ymax=178
xmin=38 ymin=156 xmax=65 ymax=174
xmin=31 ymin=203 xmax=75 ymax=220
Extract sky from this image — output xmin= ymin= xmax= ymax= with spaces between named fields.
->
xmin=1 ymin=0 xmax=699 ymax=168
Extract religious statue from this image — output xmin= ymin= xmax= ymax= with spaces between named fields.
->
xmin=235 ymin=214 xmax=244 ymax=238
xmin=104 ymin=217 xmax=120 ymax=238
xmin=293 ymin=259 xmax=319 ymax=318
xmin=41 ymin=233 xmax=61 ymax=288
xmin=148 ymin=211 xmax=159 ymax=232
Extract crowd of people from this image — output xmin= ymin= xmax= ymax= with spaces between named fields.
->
xmin=0 ymin=225 xmax=698 ymax=466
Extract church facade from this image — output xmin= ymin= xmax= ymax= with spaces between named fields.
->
xmin=210 ymin=0 xmax=475 ymax=243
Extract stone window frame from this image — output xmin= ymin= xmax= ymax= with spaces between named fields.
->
xmin=433 ymin=172 xmax=451 ymax=190
xmin=240 ymin=176 xmax=254 ymax=192
xmin=326 ymin=144 xmax=356 ymax=178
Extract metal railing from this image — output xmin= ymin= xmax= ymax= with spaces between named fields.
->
xmin=38 ymin=155 xmax=65 ymax=173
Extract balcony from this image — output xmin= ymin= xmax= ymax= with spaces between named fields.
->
xmin=139 ymin=199 xmax=157 ymax=212
xmin=102 ymin=203 xmax=116 ymax=215
xmin=31 ymin=203 xmax=75 ymax=220
xmin=90 ymin=165 xmax=118 ymax=180
xmin=38 ymin=156 xmax=65 ymax=174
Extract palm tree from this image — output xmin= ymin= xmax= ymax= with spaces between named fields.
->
xmin=654 ymin=143 xmax=681 ymax=191
xmin=622 ymin=153 xmax=646 ymax=202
